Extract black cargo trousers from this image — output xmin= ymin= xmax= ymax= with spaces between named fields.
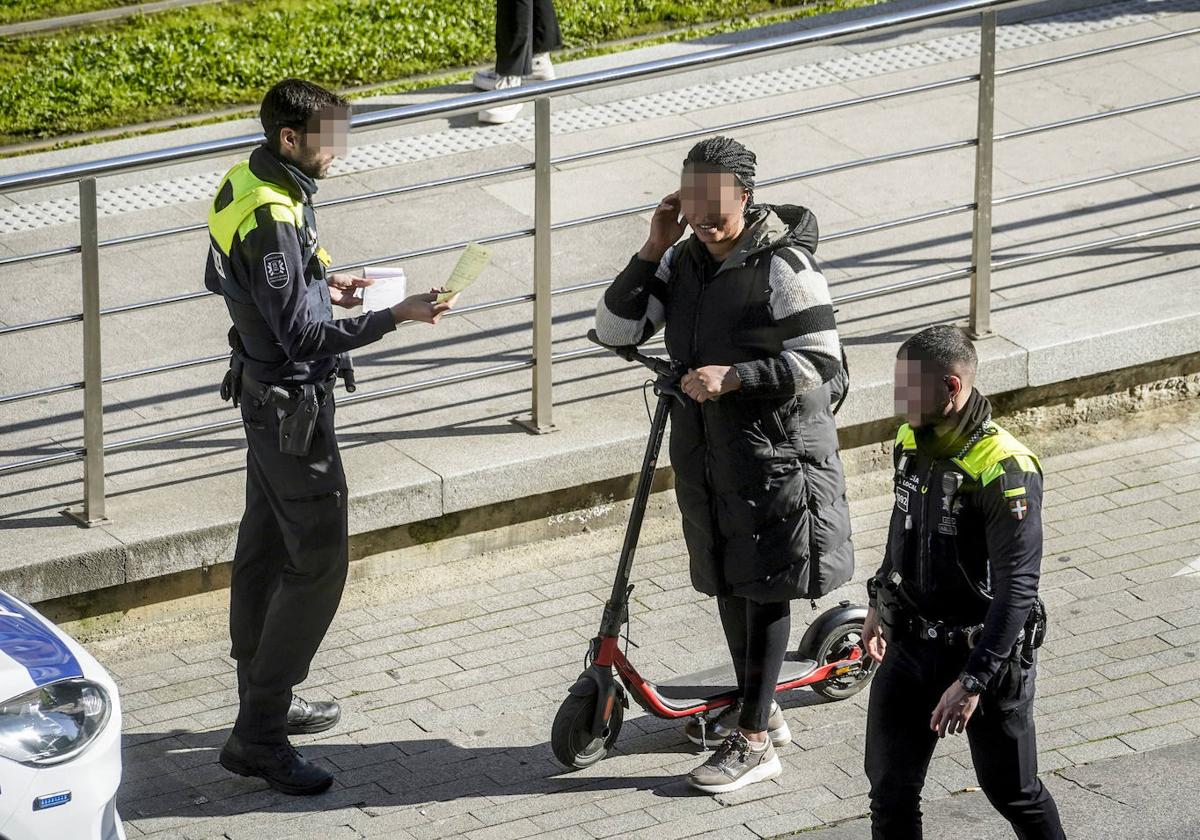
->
xmin=229 ymin=386 xmax=347 ymax=745
xmin=864 ymin=637 xmax=1066 ymax=840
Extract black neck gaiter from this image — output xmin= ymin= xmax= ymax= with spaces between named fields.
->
xmin=914 ymin=388 xmax=992 ymax=460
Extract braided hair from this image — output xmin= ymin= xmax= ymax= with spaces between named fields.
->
xmin=683 ymin=135 xmax=757 ymax=208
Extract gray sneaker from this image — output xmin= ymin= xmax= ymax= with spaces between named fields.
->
xmin=684 ymin=701 xmax=792 ymax=749
xmin=687 ymin=731 xmax=782 ymax=794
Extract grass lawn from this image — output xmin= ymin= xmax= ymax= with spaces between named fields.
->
xmin=0 ymin=0 xmax=141 ymax=26
xmin=0 ymin=0 xmax=880 ymax=146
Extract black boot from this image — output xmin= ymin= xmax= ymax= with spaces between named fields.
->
xmin=287 ymin=694 xmax=341 ymax=735
xmin=219 ymin=734 xmax=333 ymax=795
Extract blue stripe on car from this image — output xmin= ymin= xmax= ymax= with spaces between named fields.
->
xmin=0 ymin=592 xmax=83 ymax=686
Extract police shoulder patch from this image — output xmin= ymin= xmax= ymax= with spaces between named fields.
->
xmin=1009 ymin=497 xmax=1029 ymax=520
xmin=263 ymin=252 xmax=289 ymax=288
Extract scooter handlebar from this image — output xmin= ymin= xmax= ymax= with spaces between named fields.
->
xmin=586 ymin=329 xmax=679 ymax=379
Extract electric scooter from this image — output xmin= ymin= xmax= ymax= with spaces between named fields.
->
xmin=551 ymin=331 xmax=876 ymax=770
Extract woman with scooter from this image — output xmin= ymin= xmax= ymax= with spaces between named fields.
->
xmin=592 ymin=136 xmax=855 ymax=793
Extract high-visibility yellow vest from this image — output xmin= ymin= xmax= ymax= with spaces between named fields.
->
xmin=208 ymin=160 xmax=305 ymax=258
xmin=895 ymin=422 xmax=1041 ymax=486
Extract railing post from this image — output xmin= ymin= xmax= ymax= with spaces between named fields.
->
xmin=518 ymin=97 xmax=557 ymax=434
xmin=968 ymin=10 xmax=996 ymax=339
xmin=65 ymin=177 xmax=108 ymax=526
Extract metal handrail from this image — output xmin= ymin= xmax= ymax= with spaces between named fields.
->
xmin=4 ymin=151 xmax=1198 ymax=405
xmin=7 ymin=115 xmax=1197 ymax=340
xmin=0 ymin=77 xmax=984 ymax=272
xmin=995 ymin=92 xmax=1200 ymax=141
xmin=0 ymin=0 xmax=1039 ymax=194
xmin=5 ymin=20 xmax=1197 ymax=272
xmin=3 ymin=215 xmax=1195 ymax=477
xmin=1 ymin=0 xmax=1195 ymax=522
xmin=995 ymin=25 xmax=1200 ymax=77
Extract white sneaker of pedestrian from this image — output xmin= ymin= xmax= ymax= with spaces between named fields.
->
xmin=472 ymin=68 xmax=502 ymax=91
xmin=472 ymin=54 xmax=555 ymax=91
xmin=478 ymin=75 xmax=525 ymax=125
xmin=529 ymin=52 xmax=555 ymax=81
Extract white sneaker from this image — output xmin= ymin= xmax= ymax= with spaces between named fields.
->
xmin=530 ymin=52 xmax=556 ymax=81
xmin=478 ymin=75 xmax=524 ymax=125
xmin=472 ymin=53 xmax=555 ymax=91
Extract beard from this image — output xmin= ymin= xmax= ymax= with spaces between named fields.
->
xmin=294 ymin=148 xmax=330 ymax=180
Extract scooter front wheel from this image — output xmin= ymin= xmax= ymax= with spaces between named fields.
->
xmin=551 ymin=693 xmax=624 ymax=770
xmin=812 ymin=621 xmax=876 ymax=701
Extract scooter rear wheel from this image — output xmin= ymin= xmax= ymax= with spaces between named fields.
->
xmin=551 ymin=693 xmax=624 ymax=770
xmin=812 ymin=621 xmax=876 ymax=700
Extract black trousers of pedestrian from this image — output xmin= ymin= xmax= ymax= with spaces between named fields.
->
xmin=495 ymin=0 xmax=562 ymax=77
xmin=717 ymin=596 xmax=791 ymax=731
xmin=229 ymin=392 xmax=348 ymax=746
xmin=864 ymin=637 xmax=1065 ymax=840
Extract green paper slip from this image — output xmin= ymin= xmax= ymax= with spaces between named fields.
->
xmin=438 ymin=243 xmax=491 ymax=303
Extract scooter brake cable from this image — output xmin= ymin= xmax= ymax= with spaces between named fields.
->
xmin=641 ymin=380 xmax=654 ymax=422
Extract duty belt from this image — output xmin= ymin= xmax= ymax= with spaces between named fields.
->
xmin=900 ymin=614 xmax=985 ymax=648
xmin=241 ymin=371 xmax=336 ymax=408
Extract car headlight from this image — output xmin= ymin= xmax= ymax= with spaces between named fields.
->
xmin=0 ymin=679 xmax=111 ymax=766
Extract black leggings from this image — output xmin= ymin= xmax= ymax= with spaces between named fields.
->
xmin=717 ymin=596 xmax=792 ymax=731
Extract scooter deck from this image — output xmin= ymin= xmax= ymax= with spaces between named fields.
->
xmin=652 ymin=657 xmax=818 ymax=708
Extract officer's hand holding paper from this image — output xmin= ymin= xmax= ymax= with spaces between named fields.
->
xmin=360 ymin=265 xmax=448 ymax=325
xmin=362 ymin=244 xmax=491 ymax=325
xmin=327 ymin=272 xmax=373 ymax=309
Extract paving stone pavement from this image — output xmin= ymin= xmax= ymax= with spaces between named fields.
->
xmin=96 ymin=418 xmax=1200 ymax=839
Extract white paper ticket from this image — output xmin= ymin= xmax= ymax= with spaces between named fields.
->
xmin=361 ymin=267 xmax=407 ymax=312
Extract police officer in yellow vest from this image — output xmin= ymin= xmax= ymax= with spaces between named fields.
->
xmin=204 ymin=78 xmax=453 ymax=795
xmin=861 ymin=326 xmax=1065 ymax=839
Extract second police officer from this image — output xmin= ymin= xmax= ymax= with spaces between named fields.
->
xmin=861 ymin=325 xmax=1067 ymax=839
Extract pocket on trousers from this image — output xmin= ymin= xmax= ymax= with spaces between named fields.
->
xmin=283 ymin=488 xmax=344 ymax=508
xmin=998 ymin=697 xmax=1035 ymax=740
xmin=990 ymin=657 xmax=1035 ymax=713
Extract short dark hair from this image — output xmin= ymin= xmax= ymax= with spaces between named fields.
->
xmin=260 ymin=78 xmax=348 ymax=152
xmin=898 ymin=325 xmax=978 ymax=381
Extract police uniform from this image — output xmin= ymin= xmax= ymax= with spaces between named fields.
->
xmin=205 ymin=146 xmax=397 ymax=746
xmin=864 ymin=391 xmax=1065 ymax=840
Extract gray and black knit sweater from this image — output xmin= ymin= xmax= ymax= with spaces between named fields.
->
xmin=595 ymin=203 xmax=842 ymax=397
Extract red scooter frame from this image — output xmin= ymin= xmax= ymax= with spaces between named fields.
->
xmin=551 ymin=332 xmax=874 ymax=770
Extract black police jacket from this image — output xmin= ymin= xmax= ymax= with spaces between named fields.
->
xmin=204 ymin=146 xmax=396 ymax=384
xmin=873 ymin=392 xmax=1045 ymax=684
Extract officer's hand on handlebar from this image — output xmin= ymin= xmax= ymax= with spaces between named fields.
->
xmin=930 ymin=681 xmax=980 ymax=738
xmin=391 ymin=291 xmax=454 ymax=326
xmin=863 ymin=606 xmax=887 ymax=664
xmin=638 ymin=191 xmax=687 ymax=263
xmin=681 ymin=366 xmax=740 ymax=403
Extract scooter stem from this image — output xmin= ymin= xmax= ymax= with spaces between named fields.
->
xmin=600 ymin=386 xmax=674 ymax=639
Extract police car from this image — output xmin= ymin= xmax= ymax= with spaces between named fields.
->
xmin=0 ymin=591 xmax=125 ymax=839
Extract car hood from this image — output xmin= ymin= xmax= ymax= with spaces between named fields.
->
xmin=0 ymin=592 xmax=97 ymax=699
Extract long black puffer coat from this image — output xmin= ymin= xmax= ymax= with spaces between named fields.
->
xmin=596 ymin=205 xmax=854 ymax=602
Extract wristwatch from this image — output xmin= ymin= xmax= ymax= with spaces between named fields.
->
xmin=958 ymin=672 xmax=986 ymax=695
xmin=866 ymin=576 xmax=880 ymax=606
